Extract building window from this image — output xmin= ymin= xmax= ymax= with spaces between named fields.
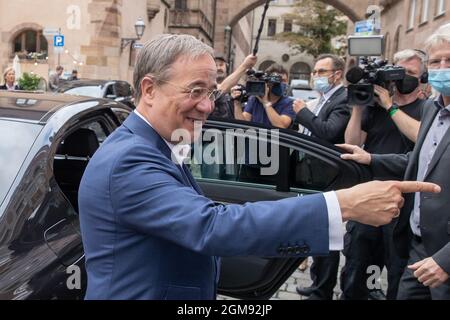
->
xmin=408 ymin=0 xmax=417 ymax=29
xmin=436 ymin=0 xmax=445 ymax=15
xmin=267 ymin=19 xmax=277 ymax=37
xmin=284 ymin=19 xmax=292 ymax=32
xmin=12 ymin=29 xmax=48 ymax=59
xmin=421 ymin=0 xmax=429 ymax=23
xmin=175 ymin=0 xmax=187 ymax=10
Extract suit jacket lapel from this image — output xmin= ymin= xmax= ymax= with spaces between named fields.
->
xmin=404 ymin=104 xmax=439 ymax=179
xmin=181 ymin=164 xmax=204 ymax=195
xmin=424 ymin=126 xmax=450 ymax=180
xmin=123 ymin=112 xmax=203 ymax=193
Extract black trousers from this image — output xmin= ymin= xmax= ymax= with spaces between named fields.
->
xmin=308 ymin=251 xmax=340 ymax=299
xmin=340 ymin=221 xmax=407 ymax=300
xmin=397 ymin=237 xmax=450 ymax=300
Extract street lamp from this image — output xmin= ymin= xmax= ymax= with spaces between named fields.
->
xmin=121 ymin=18 xmax=146 ymax=52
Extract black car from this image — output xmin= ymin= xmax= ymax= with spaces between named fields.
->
xmin=0 ymin=91 xmax=371 ymax=299
xmin=57 ymin=79 xmax=135 ymax=109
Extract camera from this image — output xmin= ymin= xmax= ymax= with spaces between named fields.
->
xmin=233 ymin=84 xmax=249 ymax=103
xmin=245 ymin=69 xmax=283 ymax=97
xmin=346 ymin=35 xmax=405 ymax=105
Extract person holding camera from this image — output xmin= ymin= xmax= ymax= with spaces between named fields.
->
xmin=340 ymin=49 xmax=429 ymax=300
xmin=293 ymin=54 xmax=350 ymax=300
xmin=339 ymin=24 xmax=450 ymax=300
xmin=208 ymin=53 xmax=257 ymax=119
xmin=233 ymin=64 xmax=295 ymax=129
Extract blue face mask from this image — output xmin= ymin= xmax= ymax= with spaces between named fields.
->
xmin=313 ymin=76 xmax=333 ymax=93
xmin=428 ymin=68 xmax=450 ymax=96
xmin=271 ymin=83 xmax=283 ymax=96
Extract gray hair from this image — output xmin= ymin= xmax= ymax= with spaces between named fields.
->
xmin=3 ymin=67 xmax=15 ymax=84
xmin=424 ymin=23 xmax=450 ymax=52
xmin=393 ymin=49 xmax=427 ymax=74
xmin=133 ymin=34 xmax=214 ymax=104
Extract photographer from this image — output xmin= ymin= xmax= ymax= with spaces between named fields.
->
xmin=209 ymin=54 xmax=257 ymax=119
xmin=341 ymin=49 xmax=428 ymax=300
xmin=233 ymin=64 xmax=295 ymax=129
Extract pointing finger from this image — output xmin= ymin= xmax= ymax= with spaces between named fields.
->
xmin=394 ymin=181 xmax=441 ymax=194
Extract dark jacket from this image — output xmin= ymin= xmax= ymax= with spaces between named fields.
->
xmin=371 ymin=98 xmax=450 ymax=274
xmin=296 ymin=86 xmax=350 ymax=144
xmin=0 ymin=84 xmax=22 ymax=90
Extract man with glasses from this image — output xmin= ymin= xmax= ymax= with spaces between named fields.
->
xmin=339 ymin=24 xmax=450 ymax=299
xmin=340 ymin=48 xmax=429 ymax=300
xmin=293 ymin=54 xmax=350 ymax=300
xmin=77 ymin=34 xmax=439 ymax=300
xmin=208 ymin=53 xmax=257 ymax=119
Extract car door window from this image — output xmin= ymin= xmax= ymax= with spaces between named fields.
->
xmin=189 ymin=128 xmax=279 ymax=188
xmin=105 ymin=84 xmax=115 ymax=98
xmin=289 ymin=149 xmax=339 ymax=191
xmin=53 ymin=118 xmax=110 ymax=211
xmin=114 ymin=82 xmax=132 ymax=97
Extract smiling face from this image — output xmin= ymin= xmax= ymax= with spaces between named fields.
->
xmin=140 ymin=53 xmax=217 ymax=143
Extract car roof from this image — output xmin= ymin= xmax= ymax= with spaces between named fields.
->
xmin=57 ymin=79 xmax=127 ymax=90
xmin=0 ymin=91 xmax=101 ymax=123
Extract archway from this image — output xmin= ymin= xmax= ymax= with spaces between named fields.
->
xmin=215 ymin=0 xmax=372 ymax=62
xmin=259 ymin=60 xmax=276 ymax=71
xmin=289 ymin=62 xmax=311 ymax=81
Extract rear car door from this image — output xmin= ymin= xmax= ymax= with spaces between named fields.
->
xmin=189 ymin=119 xmax=371 ymax=299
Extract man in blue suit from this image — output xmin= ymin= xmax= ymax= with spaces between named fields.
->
xmin=78 ymin=34 xmax=440 ymax=300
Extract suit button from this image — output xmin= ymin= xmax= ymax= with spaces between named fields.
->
xmin=277 ymin=247 xmax=286 ymax=255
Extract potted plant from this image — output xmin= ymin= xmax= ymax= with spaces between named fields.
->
xmin=18 ymin=72 xmax=41 ymax=90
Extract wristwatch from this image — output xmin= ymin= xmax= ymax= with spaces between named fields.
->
xmin=264 ymin=102 xmax=272 ymax=109
xmin=387 ymin=103 xmax=399 ymax=117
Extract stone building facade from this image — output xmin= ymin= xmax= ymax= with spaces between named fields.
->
xmin=380 ymin=0 xmax=448 ymax=61
xmin=0 ymin=0 xmax=170 ymax=84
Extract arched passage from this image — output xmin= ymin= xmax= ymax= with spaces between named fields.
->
xmin=215 ymin=0 xmax=372 ymax=59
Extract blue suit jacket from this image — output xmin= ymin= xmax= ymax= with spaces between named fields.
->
xmin=78 ymin=112 xmax=330 ymax=300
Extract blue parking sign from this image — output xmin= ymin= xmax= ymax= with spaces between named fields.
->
xmin=54 ymin=35 xmax=65 ymax=47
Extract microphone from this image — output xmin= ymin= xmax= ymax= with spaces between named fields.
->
xmin=346 ymin=67 xmax=365 ymax=84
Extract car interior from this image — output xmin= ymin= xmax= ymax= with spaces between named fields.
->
xmin=53 ymin=128 xmax=100 ymax=211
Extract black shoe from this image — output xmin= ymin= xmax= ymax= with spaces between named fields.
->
xmin=368 ymin=289 xmax=386 ymax=300
xmin=296 ymin=285 xmax=314 ymax=296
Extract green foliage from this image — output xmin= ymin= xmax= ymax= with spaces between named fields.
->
xmin=276 ymin=0 xmax=348 ymax=57
xmin=18 ymin=72 xmax=41 ymax=90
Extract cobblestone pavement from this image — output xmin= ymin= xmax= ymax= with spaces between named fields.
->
xmin=219 ymin=252 xmax=389 ymax=300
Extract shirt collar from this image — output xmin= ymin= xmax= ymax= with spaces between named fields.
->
xmin=322 ymin=83 xmax=343 ymax=101
xmin=134 ymin=110 xmax=191 ymax=165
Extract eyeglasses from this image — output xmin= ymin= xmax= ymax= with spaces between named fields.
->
xmin=311 ymin=69 xmax=336 ymax=77
xmin=427 ymin=56 xmax=450 ymax=69
xmin=156 ymin=78 xmax=222 ymax=102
